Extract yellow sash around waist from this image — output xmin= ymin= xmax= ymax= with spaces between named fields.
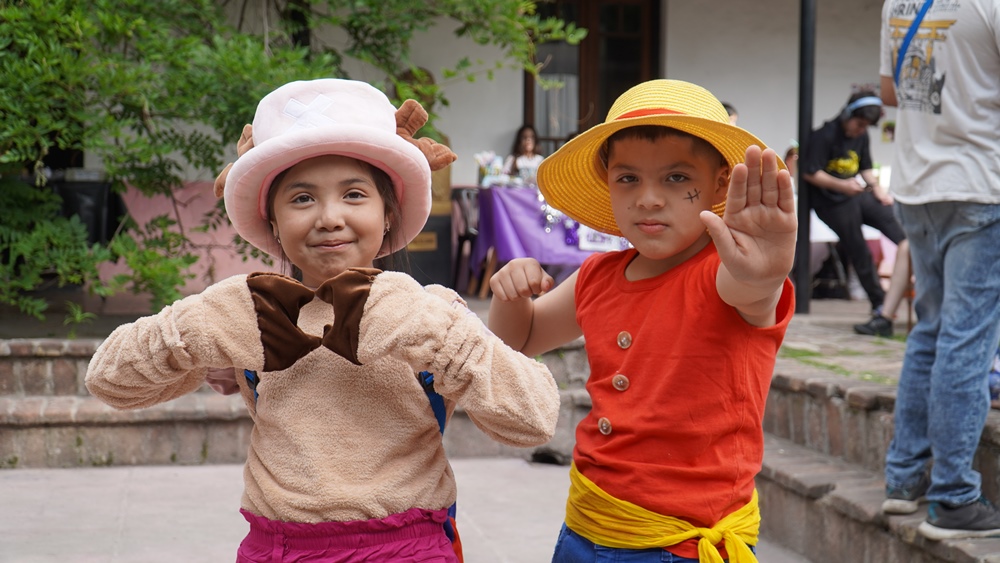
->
xmin=565 ymin=463 xmax=759 ymax=563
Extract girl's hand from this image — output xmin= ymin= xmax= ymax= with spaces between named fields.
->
xmin=701 ymin=145 xmax=797 ymax=287
xmin=205 ymin=367 xmax=240 ymax=395
xmin=489 ymin=258 xmax=554 ymax=301
xmin=246 ymin=273 xmax=322 ymax=371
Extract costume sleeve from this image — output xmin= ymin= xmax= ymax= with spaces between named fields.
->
xmin=86 ymin=273 xmax=320 ymax=409
xmin=319 ymin=270 xmax=559 ymax=447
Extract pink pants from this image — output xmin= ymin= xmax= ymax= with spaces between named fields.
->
xmin=236 ymin=507 xmax=459 ymax=562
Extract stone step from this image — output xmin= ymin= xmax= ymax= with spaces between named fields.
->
xmin=765 ymin=357 xmax=1000 ymax=504
xmin=0 ymin=388 xmax=590 ymax=469
xmin=0 ymin=337 xmax=593 ymax=468
xmin=759 ymin=434 xmax=1000 ymax=563
xmin=6 ymin=334 xmax=1000 ymax=561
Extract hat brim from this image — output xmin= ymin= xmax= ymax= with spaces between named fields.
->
xmin=225 ymin=126 xmax=431 ymax=258
xmin=537 ymin=115 xmax=783 ymax=237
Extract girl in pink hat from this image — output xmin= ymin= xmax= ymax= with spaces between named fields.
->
xmin=86 ymin=79 xmax=560 ymax=562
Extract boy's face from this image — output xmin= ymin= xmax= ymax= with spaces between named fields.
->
xmin=607 ymin=135 xmax=729 ymax=272
xmin=843 ymin=116 xmax=872 ymax=138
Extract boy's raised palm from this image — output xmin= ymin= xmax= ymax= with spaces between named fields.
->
xmin=701 ymin=146 xmax=797 ymax=286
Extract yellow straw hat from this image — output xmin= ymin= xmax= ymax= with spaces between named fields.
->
xmin=537 ymin=79 xmax=783 ymax=237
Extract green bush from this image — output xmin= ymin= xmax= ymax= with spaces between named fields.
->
xmin=0 ymin=175 xmax=112 ymax=319
xmin=0 ymin=0 xmax=584 ymax=321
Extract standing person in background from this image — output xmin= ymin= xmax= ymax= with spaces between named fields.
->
xmin=502 ymin=124 xmax=545 ymax=184
xmin=801 ymin=90 xmax=911 ymax=336
xmin=879 ymin=0 xmax=1000 ymax=540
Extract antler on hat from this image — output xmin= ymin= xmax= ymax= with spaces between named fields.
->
xmin=395 ymin=99 xmax=457 ymax=171
xmin=213 ymin=124 xmax=255 ymax=198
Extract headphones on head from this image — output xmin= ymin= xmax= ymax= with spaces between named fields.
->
xmin=840 ymin=95 xmax=883 ymax=122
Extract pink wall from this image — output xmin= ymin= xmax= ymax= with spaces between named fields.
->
xmin=92 ymin=181 xmax=276 ymax=315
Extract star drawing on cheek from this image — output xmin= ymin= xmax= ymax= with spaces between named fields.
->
xmin=685 ymin=188 xmax=702 ymax=203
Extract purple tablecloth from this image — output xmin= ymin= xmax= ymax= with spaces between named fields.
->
xmin=470 ymin=186 xmax=595 ymax=276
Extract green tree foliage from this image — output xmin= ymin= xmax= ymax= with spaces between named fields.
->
xmin=0 ymin=0 xmax=584 ymax=319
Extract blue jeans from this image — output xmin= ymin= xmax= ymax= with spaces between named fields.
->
xmin=885 ymin=201 xmax=1000 ymax=506
xmin=551 ymin=524 xmax=751 ymax=562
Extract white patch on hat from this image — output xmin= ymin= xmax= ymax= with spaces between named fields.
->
xmin=283 ymin=95 xmax=338 ymax=133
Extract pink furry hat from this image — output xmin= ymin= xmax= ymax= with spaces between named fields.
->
xmin=218 ymin=79 xmax=455 ymax=257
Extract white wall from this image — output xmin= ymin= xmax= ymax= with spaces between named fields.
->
xmin=412 ymin=0 xmax=897 ymax=185
xmin=664 ymin=0 xmax=894 ymax=167
xmin=408 ymin=21 xmax=525 ymax=186
xmin=147 ymin=1 xmax=895 ymax=187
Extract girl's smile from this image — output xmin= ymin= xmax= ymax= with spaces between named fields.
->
xmin=269 ymin=155 xmax=388 ymax=288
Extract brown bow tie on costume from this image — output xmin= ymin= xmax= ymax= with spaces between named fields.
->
xmin=246 ymin=268 xmax=383 ymax=372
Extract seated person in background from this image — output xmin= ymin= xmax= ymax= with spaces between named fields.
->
xmin=785 ymin=145 xmax=799 ymax=192
xmin=722 ymin=102 xmax=739 ymax=125
xmin=503 ymin=124 xmax=544 ymax=184
xmin=802 ymin=90 xmax=910 ymax=337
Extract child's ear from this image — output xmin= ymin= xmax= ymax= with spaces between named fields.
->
xmin=715 ymin=165 xmax=731 ymax=199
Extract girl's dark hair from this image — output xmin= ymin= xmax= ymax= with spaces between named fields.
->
xmin=509 ymin=124 xmax=539 ymax=177
xmin=845 ymin=90 xmax=882 ymax=125
xmin=599 ymin=125 xmax=725 ymax=170
xmin=367 ymin=162 xmax=408 ymax=273
xmin=265 ymin=157 xmax=408 ymax=279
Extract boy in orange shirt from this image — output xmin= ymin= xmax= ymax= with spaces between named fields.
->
xmin=488 ymin=80 xmax=797 ymax=562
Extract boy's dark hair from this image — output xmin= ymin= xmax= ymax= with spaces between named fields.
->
xmin=721 ymin=102 xmax=737 ymax=117
xmin=843 ymin=91 xmax=882 ymax=125
xmin=600 ymin=125 xmax=726 ymax=170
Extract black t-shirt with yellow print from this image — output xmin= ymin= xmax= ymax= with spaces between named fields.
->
xmin=801 ymin=118 xmax=872 ymax=210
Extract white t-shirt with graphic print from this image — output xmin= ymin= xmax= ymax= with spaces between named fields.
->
xmin=879 ymin=0 xmax=1000 ymax=205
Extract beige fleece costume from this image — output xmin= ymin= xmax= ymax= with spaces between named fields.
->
xmin=86 ymin=269 xmax=559 ymax=523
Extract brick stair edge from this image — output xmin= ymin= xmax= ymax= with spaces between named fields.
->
xmin=766 ymin=360 xmax=1000 ymax=475
xmin=0 ymin=393 xmax=249 ymax=426
xmin=0 ymin=386 xmax=590 ymax=427
xmin=760 ymin=434 xmax=1000 ymax=563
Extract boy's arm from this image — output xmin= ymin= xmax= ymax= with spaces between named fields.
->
xmin=703 ymin=146 xmax=797 ymax=327
xmin=488 ymin=258 xmax=582 ymax=357
xmin=802 ymin=169 xmax=866 ymax=196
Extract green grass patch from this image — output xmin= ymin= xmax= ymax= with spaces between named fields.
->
xmin=790 ymin=356 xmax=897 ymax=385
xmin=779 ymin=347 xmax=821 ymax=359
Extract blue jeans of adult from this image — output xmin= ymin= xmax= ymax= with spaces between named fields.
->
xmin=551 ymin=524 xmax=752 ymax=562
xmin=885 ymin=201 xmax=1000 ymax=506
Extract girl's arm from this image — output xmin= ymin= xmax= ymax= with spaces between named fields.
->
xmin=318 ymin=270 xmax=562 ymax=447
xmin=86 ymin=274 xmax=319 ymax=409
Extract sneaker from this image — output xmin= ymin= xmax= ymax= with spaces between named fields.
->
xmin=882 ymin=471 xmax=930 ymax=514
xmin=918 ymin=497 xmax=1000 ymax=540
xmin=854 ymin=314 xmax=894 ymax=337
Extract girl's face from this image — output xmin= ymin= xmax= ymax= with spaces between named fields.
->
xmin=269 ymin=155 xmax=388 ymax=288
xmin=607 ymin=135 xmax=729 ymax=278
xmin=519 ymin=130 xmax=536 ymax=155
